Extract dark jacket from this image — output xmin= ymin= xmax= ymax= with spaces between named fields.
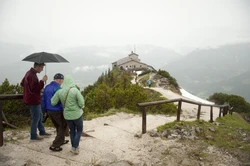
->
xmin=42 ymin=81 xmax=63 ymax=112
xmin=21 ymin=68 xmax=44 ymax=105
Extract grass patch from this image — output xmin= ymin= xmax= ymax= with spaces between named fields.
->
xmin=206 ymin=113 xmax=250 ymax=151
xmin=157 ymin=120 xmax=180 ymax=131
xmin=216 ymin=113 xmax=250 ymax=129
xmin=157 ymin=113 xmax=250 ymax=153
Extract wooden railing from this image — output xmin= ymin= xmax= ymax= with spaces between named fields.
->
xmin=0 ymin=94 xmax=23 ymax=146
xmin=137 ymin=98 xmax=230 ymax=134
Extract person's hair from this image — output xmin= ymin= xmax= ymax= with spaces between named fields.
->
xmin=34 ymin=62 xmax=45 ymax=67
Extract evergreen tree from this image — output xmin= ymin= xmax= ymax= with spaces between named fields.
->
xmin=0 ymin=79 xmax=29 ymax=126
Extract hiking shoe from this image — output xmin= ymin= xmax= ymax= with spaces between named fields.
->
xmin=40 ymin=132 xmax=51 ymax=138
xmin=70 ymin=147 xmax=79 ymax=155
xmin=74 ymin=148 xmax=79 ymax=155
xmin=70 ymin=148 xmax=75 ymax=154
xmin=30 ymin=136 xmax=44 ymax=141
xmin=49 ymin=146 xmax=62 ymax=152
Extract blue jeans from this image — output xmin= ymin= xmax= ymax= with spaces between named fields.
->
xmin=29 ymin=105 xmax=46 ymax=139
xmin=66 ymin=116 xmax=83 ymax=149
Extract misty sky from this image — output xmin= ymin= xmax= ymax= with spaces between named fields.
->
xmin=0 ymin=0 xmax=250 ymax=52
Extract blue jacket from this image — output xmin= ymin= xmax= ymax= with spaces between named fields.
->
xmin=42 ymin=81 xmax=63 ymax=112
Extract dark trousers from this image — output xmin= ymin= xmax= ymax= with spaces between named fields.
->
xmin=48 ymin=111 xmax=67 ymax=147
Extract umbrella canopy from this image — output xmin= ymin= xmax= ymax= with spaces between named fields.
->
xmin=22 ymin=52 xmax=69 ymax=78
xmin=22 ymin=52 xmax=69 ymax=63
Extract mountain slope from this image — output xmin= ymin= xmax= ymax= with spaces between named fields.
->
xmin=163 ymin=43 xmax=250 ymax=102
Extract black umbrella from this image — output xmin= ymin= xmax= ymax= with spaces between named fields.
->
xmin=22 ymin=52 xmax=69 ymax=63
xmin=22 ymin=51 xmax=69 ymax=74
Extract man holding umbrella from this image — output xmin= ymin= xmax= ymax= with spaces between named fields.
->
xmin=21 ymin=52 xmax=69 ymax=140
xmin=21 ymin=62 xmax=51 ymax=140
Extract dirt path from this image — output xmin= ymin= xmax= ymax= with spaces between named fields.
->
xmin=1 ymin=113 xmax=176 ymax=166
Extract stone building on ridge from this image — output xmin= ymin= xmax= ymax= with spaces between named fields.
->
xmin=112 ymin=51 xmax=149 ymax=71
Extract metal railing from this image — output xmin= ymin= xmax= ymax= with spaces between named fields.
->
xmin=137 ymin=98 xmax=230 ymax=134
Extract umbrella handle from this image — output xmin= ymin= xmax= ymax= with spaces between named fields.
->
xmin=44 ymin=65 xmax=47 ymax=85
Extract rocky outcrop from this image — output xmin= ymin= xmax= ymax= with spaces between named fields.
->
xmin=151 ymin=73 xmax=181 ymax=94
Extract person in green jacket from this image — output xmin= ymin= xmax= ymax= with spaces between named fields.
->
xmin=51 ymin=75 xmax=84 ymax=155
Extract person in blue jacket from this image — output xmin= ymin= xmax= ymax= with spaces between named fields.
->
xmin=147 ymin=79 xmax=151 ymax=87
xmin=42 ymin=73 xmax=68 ymax=152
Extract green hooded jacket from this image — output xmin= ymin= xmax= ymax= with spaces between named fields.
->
xmin=51 ymin=75 xmax=84 ymax=120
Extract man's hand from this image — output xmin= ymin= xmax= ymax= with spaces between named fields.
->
xmin=42 ymin=112 xmax=49 ymax=123
xmin=42 ymin=75 xmax=48 ymax=82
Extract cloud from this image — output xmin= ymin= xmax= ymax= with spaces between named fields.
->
xmin=1 ymin=0 xmax=250 ymax=50
xmin=96 ymin=52 xmax=111 ymax=58
xmin=72 ymin=65 xmax=109 ymax=73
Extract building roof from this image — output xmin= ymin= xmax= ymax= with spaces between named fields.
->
xmin=112 ymin=51 xmax=141 ymax=65
xmin=119 ymin=59 xmax=147 ymax=66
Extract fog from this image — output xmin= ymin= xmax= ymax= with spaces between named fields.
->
xmin=1 ymin=0 xmax=250 ymax=52
xmin=1 ymin=0 xmax=250 ymax=91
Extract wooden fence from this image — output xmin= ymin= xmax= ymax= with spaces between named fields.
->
xmin=137 ymin=98 xmax=230 ymax=134
xmin=0 ymin=94 xmax=23 ymax=146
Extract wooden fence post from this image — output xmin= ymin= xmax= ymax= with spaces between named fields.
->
xmin=223 ymin=106 xmax=227 ymax=116
xmin=0 ymin=102 xmax=3 ymax=146
xmin=142 ymin=107 xmax=147 ymax=134
xmin=226 ymin=106 xmax=229 ymax=115
xmin=197 ymin=105 xmax=201 ymax=120
xmin=177 ymin=101 xmax=182 ymax=121
xmin=210 ymin=106 xmax=213 ymax=122
xmin=229 ymin=107 xmax=233 ymax=115
xmin=219 ymin=107 xmax=222 ymax=117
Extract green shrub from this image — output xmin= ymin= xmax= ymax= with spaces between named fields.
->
xmin=209 ymin=92 xmax=250 ymax=113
